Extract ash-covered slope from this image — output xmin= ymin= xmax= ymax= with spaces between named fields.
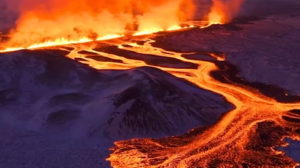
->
xmin=90 ymin=66 xmax=232 ymax=138
xmin=0 ymin=49 xmax=232 ymax=139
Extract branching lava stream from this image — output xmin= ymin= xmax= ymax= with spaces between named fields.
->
xmin=61 ymin=39 xmax=300 ymax=167
xmin=3 ymin=0 xmax=298 ymax=166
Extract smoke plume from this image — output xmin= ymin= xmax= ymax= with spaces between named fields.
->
xmin=208 ymin=0 xmax=244 ymax=24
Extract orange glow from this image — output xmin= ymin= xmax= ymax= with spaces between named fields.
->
xmin=1 ymin=1 xmax=298 ymax=167
xmin=92 ymin=40 xmax=300 ymax=167
xmin=0 ymin=34 xmax=123 ymax=52
xmin=0 ymin=0 xmax=198 ymax=52
xmin=0 ymin=0 xmax=230 ymax=53
xmin=208 ymin=0 xmax=244 ymax=24
xmin=0 ymin=0 xmax=299 ymax=164
xmin=0 ymin=25 xmax=197 ymax=53
xmin=2 ymin=31 xmax=298 ymax=167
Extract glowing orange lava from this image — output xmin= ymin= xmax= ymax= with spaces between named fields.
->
xmin=2 ymin=0 xmax=298 ymax=167
xmin=0 ymin=0 xmax=200 ymax=53
xmin=0 ymin=0 xmax=236 ymax=53
xmin=78 ymin=40 xmax=300 ymax=167
xmin=0 ymin=24 xmax=201 ymax=53
xmin=0 ymin=34 xmax=122 ymax=52
xmin=1 ymin=11 xmax=299 ymax=167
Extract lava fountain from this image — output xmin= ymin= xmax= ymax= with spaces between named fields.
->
xmin=0 ymin=0 xmax=197 ymax=52
xmin=0 ymin=0 xmax=245 ymax=53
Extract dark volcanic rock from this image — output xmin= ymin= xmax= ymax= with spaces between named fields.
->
xmin=210 ymin=61 xmax=300 ymax=103
xmin=93 ymin=46 xmax=198 ymax=69
xmin=0 ymin=49 xmax=232 ymax=139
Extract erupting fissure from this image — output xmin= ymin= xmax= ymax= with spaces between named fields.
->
xmin=0 ymin=24 xmax=196 ymax=53
xmin=0 ymin=0 xmax=245 ymax=53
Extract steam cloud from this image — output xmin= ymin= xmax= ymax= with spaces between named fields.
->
xmin=209 ymin=0 xmax=244 ymax=24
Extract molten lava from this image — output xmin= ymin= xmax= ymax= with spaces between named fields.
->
xmin=0 ymin=0 xmax=244 ymax=53
xmin=0 ymin=0 xmax=299 ymax=165
xmin=96 ymin=40 xmax=300 ymax=168
xmin=0 ymin=34 xmax=123 ymax=53
xmin=49 ymin=37 xmax=300 ymax=167
xmin=2 ymin=0 xmax=298 ymax=167
xmin=1 ymin=0 xmax=299 ymax=166
xmin=0 ymin=24 xmax=197 ymax=53
xmin=0 ymin=0 xmax=198 ymax=52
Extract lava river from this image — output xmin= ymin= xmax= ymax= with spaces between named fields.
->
xmin=53 ymin=38 xmax=300 ymax=167
xmin=2 ymin=0 xmax=299 ymax=167
xmin=2 ymin=32 xmax=300 ymax=167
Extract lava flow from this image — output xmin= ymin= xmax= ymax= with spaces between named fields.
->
xmin=77 ymin=40 xmax=300 ymax=167
xmin=54 ymin=37 xmax=300 ymax=167
xmin=4 ymin=0 xmax=298 ymax=167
